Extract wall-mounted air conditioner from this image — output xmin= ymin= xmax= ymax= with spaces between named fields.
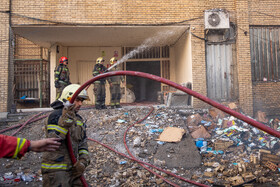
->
xmin=204 ymin=9 xmax=230 ymax=29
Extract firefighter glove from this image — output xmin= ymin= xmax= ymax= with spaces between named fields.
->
xmin=62 ymin=101 xmax=76 ymax=117
xmin=72 ymin=159 xmax=86 ymax=179
xmin=58 ymin=101 xmax=76 ymax=128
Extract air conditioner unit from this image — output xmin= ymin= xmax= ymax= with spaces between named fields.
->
xmin=204 ymin=9 xmax=230 ymax=29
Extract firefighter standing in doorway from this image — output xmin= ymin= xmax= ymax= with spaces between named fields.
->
xmin=108 ymin=57 xmax=125 ymax=108
xmin=92 ymin=57 xmax=107 ymax=109
xmin=54 ymin=56 xmax=71 ymax=99
xmin=41 ymin=84 xmax=90 ymax=187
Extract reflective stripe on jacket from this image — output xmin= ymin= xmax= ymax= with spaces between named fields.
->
xmin=0 ymin=135 xmax=30 ymax=159
xmin=55 ymin=64 xmax=70 ymax=84
xmin=41 ymin=108 xmax=90 ymax=173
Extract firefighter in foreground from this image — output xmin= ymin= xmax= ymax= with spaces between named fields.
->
xmin=54 ymin=56 xmax=71 ymax=99
xmin=0 ymin=135 xmax=60 ymax=159
xmin=41 ymin=84 xmax=90 ymax=186
xmin=108 ymin=57 xmax=125 ymax=108
xmin=92 ymin=57 xmax=107 ymax=109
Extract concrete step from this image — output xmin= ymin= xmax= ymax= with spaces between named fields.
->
xmin=7 ymin=113 xmax=28 ymax=119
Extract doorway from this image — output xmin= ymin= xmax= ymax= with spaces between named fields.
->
xmin=126 ymin=61 xmax=161 ymax=102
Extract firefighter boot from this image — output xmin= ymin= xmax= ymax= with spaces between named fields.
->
xmin=101 ymin=105 xmax=107 ymax=109
xmin=95 ymin=104 xmax=101 ymax=110
xmin=116 ymin=105 xmax=122 ymax=108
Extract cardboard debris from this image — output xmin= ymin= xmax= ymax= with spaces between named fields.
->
xmin=214 ymin=140 xmax=233 ymax=150
xmin=222 ymin=120 xmax=229 ymax=128
xmin=187 ymin=125 xmax=201 ymax=133
xmin=255 ymin=111 xmax=268 ymax=123
xmin=226 ymin=176 xmax=244 ymax=186
xmin=186 ymin=113 xmax=202 ymax=126
xmin=242 ymin=172 xmax=255 ymax=181
xmin=250 ymin=155 xmax=257 ymax=164
xmin=191 ymin=126 xmax=211 ymax=139
xmin=203 ymin=171 xmax=214 ymax=177
xmin=260 ymin=152 xmax=280 ymax=165
xmin=228 ymin=102 xmax=238 ymax=110
xmin=209 ymin=108 xmax=226 ymax=120
xmin=156 ymin=127 xmax=185 ymax=142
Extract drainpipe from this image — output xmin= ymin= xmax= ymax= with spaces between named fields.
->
xmin=39 ymin=59 xmax=43 ymax=108
xmin=7 ymin=0 xmax=12 ymax=112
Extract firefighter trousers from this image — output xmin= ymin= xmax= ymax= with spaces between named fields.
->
xmin=42 ymin=171 xmax=83 ymax=187
xmin=93 ymin=82 xmax=106 ymax=107
xmin=110 ymin=84 xmax=121 ymax=106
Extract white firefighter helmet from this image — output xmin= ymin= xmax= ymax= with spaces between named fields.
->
xmin=96 ymin=57 xmax=104 ymax=64
xmin=110 ymin=57 xmax=117 ymax=65
xmin=58 ymin=84 xmax=90 ymax=102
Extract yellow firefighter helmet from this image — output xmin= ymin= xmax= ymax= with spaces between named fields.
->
xmin=96 ymin=57 xmax=104 ymax=64
xmin=59 ymin=84 xmax=90 ymax=102
xmin=110 ymin=57 xmax=117 ymax=65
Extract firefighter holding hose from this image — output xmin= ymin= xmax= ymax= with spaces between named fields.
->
xmin=107 ymin=57 xmax=125 ymax=109
xmin=92 ymin=57 xmax=107 ymax=109
xmin=41 ymin=84 xmax=90 ymax=186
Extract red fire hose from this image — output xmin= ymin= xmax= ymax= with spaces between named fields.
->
xmin=70 ymin=70 xmax=280 ymax=138
xmin=68 ymin=70 xmax=280 ymax=187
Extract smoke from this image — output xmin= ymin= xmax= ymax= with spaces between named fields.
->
xmin=107 ymin=27 xmax=186 ymax=71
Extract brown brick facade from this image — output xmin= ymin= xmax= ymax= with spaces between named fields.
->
xmin=0 ymin=0 xmax=279 ymax=116
xmin=0 ymin=0 xmax=11 ymax=112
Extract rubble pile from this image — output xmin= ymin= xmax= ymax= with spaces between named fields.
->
xmin=0 ymin=105 xmax=279 ymax=186
xmin=183 ymin=105 xmax=280 ymax=186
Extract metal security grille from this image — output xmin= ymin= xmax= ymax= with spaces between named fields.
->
xmin=250 ymin=27 xmax=280 ymax=81
xmin=162 ymin=60 xmax=172 ymax=91
xmin=13 ymin=35 xmax=50 ymax=107
xmin=14 ymin=60 xmax=50 ymax=106
xmin=124 ymin=47 xmax=161 ymax=59
xmin=162 ymin=46 xmax=170 ymax=58
xmin=123 ymin=46 xmax=171 ymax=92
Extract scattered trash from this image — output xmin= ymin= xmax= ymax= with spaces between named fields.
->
xmin=116 ymin=119 xmax=126 ymax=123
xmin=20 ymin=174 xmax=34 ymax=182
xmin=195 ymin=138 xmax=207 ymax=148
xmin=119 ymin=161 xmax=127 ymax=165
xmin=150 ymin=129 xmax=164 ymax=133
xmin=133 ymin=137 xmax=141 ymax=147
xmin=3 ymin=172 xmax=14 ymax=181
xmin=157 ymin=141 xmax=165 ymax=145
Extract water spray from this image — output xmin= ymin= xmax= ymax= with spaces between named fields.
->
xmin=107 ymin=27 xmax=186 ymax=71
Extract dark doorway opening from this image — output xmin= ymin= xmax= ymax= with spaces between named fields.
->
xmin=126 ymin=61 xmax=161 ymax=102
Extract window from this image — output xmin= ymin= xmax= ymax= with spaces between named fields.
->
xmin=250 ymin=27 xmax=280 ymax=82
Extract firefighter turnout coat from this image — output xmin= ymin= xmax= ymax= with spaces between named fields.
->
xmin=0 ymin=135 xmax=30 ymax=159
xmin=41 ymin=101 xmax=90 ymax=175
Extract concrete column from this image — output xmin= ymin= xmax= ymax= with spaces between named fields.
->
xmin=50 ymin=45 xmax=57 ymax=103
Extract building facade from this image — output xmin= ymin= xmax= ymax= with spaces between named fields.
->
xmin=1 ymin=0 xmax=280 ymax=117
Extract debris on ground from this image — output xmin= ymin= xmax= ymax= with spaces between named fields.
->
xmin=0 ymin=104 xmax=279 ymax=186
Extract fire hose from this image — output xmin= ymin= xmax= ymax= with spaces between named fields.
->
xmin=2 ymin=71 xmax=278 ymax=186
xmin=0 ymin=109 xmax=208 ymax=186
xmin=70 ymin=70 xmax=280 ymax=138
xmin=68 ymin=70 xmax=280 ymax=186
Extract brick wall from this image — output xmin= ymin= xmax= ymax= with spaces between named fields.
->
xmin=235 ymin=0 xmax=254 ymax=115
xmin=253 ymin=82 xmax=280 ymax=116
xmin=0 ymin=0 xmax=10 ymax=112
xmin=248 ymin=0 xmax=280 ymax=116
xmin=0 ymin=0 xmax=279 ymax=115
